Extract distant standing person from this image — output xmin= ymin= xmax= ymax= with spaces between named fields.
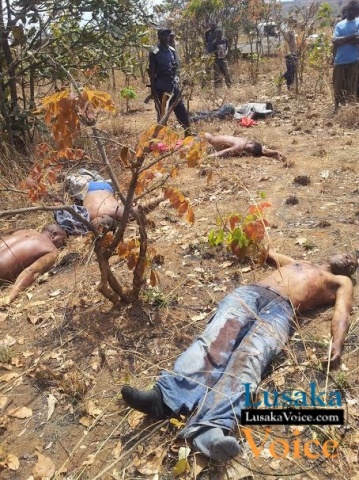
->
xmin=332 ymin=0 xmax=359 ymax=111
xmin=212 ymin=29 xmax=232 ymax=87
xmin=205 ymin=23 xmax=217 ymax=54
xmin=148 ymin=28 xmax=191 ymax=136
xmin=280 ymin=18 xmax=298 ymax=90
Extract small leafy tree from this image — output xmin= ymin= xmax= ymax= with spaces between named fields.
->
xmin=121 ymin=87 xmax=137 ymax=113
xmin=208 ymin=201 xmax=271 ymax=259
xmin=14 ymin=85 xmax=206 ymax=306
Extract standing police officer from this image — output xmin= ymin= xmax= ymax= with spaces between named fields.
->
xmin=148 ymin=28 xmax=191 ymax=136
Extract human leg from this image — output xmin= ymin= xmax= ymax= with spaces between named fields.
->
xmin=122 ymin=286 xmax=275 ymax=418
xmin=333 ymin=64 xmax=346 ymax=108
xmin=213 ymin=60 xmax=222 ymax=87
xmin=343 ymin=61 xmax=359 ymax=103
xmin=171 ymin=89 xmax=190 ymax=134
xmin=181 ymin=295 xmax=294 ymax=437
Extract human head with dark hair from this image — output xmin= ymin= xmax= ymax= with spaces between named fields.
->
xmin=341 ymin=5 xmax=348 ymax=19
xmin=245 ymin=141 xmax=263 ymax=157
xmin=346 ymin=0 xmax=359 ymax=20
xmin=328 ymin=252 xmax=358 ymax=277
xmin=41 ymin=224 xmax=67 ymax=248
xmin=157 ymin=28 xmax=172 ymax=45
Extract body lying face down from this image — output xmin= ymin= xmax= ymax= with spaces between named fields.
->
xmin=0 ymin=224 xmax=67 ymax=304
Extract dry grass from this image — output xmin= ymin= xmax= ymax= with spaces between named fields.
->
xmin=336 ymin=103 xmax=359 ymax=129
xmin=0 ymin=55 xmax=358 ymax=480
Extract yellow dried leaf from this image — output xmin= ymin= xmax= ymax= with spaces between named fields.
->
xmin=32 ymin=453 xmax=55 ymax=479
xmin=0 ymin=454 xmax=20 ymax=471
xmin=169 ymin=418 xmax=185 ymax=429
xmin=0 ymin=372 xmax=19 ymax=382
xmin=8 ymin=406 xmax=32 ymax=419
xmin=173 ymin=457 xmax=190 ymax=477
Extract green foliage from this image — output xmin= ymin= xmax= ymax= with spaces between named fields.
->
xmin=317 ymin=2 xmax=333 ymax=28
xmin=120 ymin=87 xmax=137 ymax=100
xmin=0 ymin=0 xmax=153 ymax=152
xmin=208 ymin=201 xmax=271 ymax=260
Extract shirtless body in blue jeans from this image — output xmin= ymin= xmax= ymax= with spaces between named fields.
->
xmin=122 ymin=249 xmax=357 ymax=461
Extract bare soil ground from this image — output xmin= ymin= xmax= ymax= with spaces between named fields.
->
xmin=1 ymin=58 xmax=359 ymax=480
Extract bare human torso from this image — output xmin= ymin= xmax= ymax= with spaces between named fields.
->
xmin=205 ymin=133 xmax=247 ymax=154
xmin=83 ymin=191 xmax=125 ymax=222
xmin=258 ymin=261 xmax=340 ymax=311
xmin=0 ymin=230 xmax=57 ymax=281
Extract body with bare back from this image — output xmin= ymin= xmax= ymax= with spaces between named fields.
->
xmin=204 ymin=132 xmax=285 ymax=160
xmin=121 ymin=249 xmax=357 ymax=462
xmin=0 ymin=224 xmax=67 ymax=304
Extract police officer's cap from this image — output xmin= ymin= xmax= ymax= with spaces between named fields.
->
xmin=157 ymin=28 xmax=172 ymax=37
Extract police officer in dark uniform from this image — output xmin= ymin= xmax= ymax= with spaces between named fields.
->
xmin=148 ymin=28 xmax=191 ymax=136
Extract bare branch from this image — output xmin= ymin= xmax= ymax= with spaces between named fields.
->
xmin=0 ymin=205 xmax=98 ymax=236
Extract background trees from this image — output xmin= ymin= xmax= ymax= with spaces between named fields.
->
xmin=0 ymin=0 xmax=152 ymax=153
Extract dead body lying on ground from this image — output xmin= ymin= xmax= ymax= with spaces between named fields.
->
xmin=204 ymin=132 xmax=285 ymax=161
xmin=121 ymin=248 xmax=358 ymax=462
xmin=0 ymin=224 xmax=67 ymax=305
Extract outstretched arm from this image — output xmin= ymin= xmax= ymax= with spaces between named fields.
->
xmin=4 ymin=250 xmax=58 ymax=304
xmin=262 ymin=146 xmax=286 ymax=162
xmin=266 ymin=249 xmax=295 ymax=268
xmin=208 ymin=146 xmax=240 ymax=158
xmin=327 ymin=276 xmax=353 ymax=368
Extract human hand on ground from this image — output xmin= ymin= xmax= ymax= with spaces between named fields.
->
xmin=322 ymin=344 xmax=341 ymax=370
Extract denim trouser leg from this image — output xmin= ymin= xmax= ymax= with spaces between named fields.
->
xmin=156 ymin=286 xmax=294 ymax=437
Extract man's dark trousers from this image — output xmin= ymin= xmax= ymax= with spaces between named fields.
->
xmin=154 ymin=87 xmax=190 ymax=132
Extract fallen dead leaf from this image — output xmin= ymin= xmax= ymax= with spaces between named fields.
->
xmin=112 ymin=440 xmax=122 ymax=458
xmin=23 ymin=350 xmax=35 ymax=358
xmin=134 ymin=446 xmax=166 ymax=475
xmin=0 ymin=335 xmax=16 ymax=347
xmin=0 ymin=372 xmax=19 ymax=382
xmin=0 ymin=312 xmax=8 ymax=323
xmin=82 ymin=453 xmax=96 ymax=466
xmin=46 ymin=394 xmax=57 ymax=421
xmin=192 ymin=453 xmax=208 ymax=478
xmin=11 ymin=357 xmax=24 ymax=368
xmin=49 ymin=289 xmax=61 ymax=297
xmin=127 ymin=409 xmax=145 ymax=429
xmin=191 ymin=312 xmax=207 ymax=322
xmin=0 ymin=453 xmax=20 ymax=471
xmin=0 ymin=363 xmax=12 ymax=371
xmin=0 ymin=396 xmax=8 ymax=410
xmin=79 ymin=416 xmax=92 ymax=428
xmin=32 ymin=453 xmax=55 ymax=479
xmin=86 ymin=400 xmax=103 ymax=418
xmin=27 ymin=315 xmax=43 ymax=325
xmin=8 ymin=406 xmax=33 ymax=419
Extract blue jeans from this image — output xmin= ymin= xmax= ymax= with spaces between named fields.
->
xmin=157 ymin=285 xmax=294 ymax=438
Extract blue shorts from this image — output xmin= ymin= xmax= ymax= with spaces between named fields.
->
xmin=87 ymin=181 xmax=114 ymax=193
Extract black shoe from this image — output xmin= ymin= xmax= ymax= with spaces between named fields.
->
xmin=121 ymin=385 xmax=172 ymax=419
